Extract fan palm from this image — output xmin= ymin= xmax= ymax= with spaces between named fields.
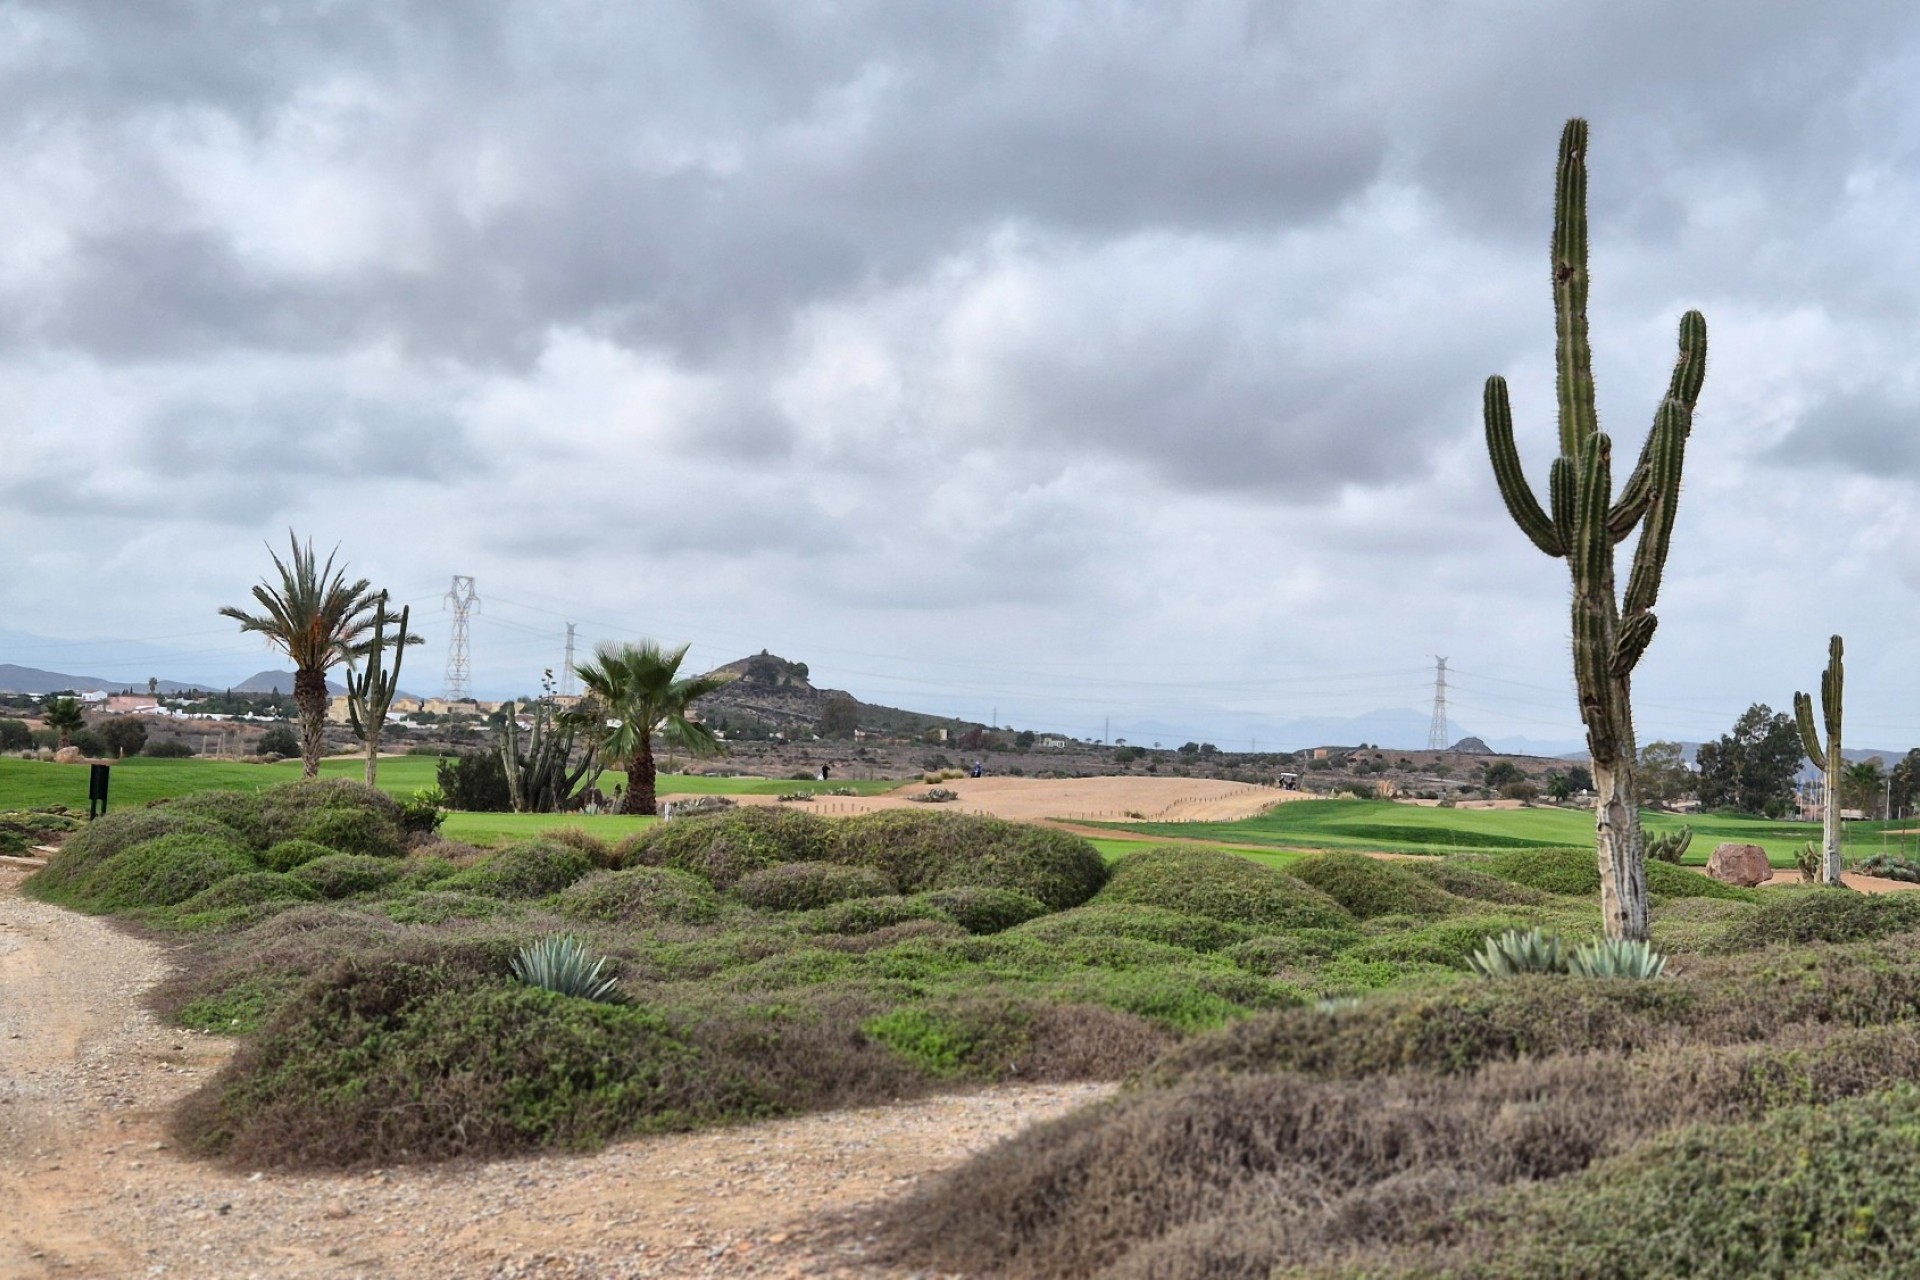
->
xmin=43 ymin=697 xmax=85 ymax=749
xmin=573 ymin=640 xmax=731 ymax=814
xmin=219 ymin=533 xmax=380 ymax=778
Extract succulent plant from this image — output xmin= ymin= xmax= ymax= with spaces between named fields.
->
xmin=1568 ymin=937 xmax=1667 ymax=979
xmin=510 ymin=934 xmax=619 ymax=1002
xmin=1483 ymin=119 xmax=1708 ymax=943
xmin=1646 ymin=826 xmax=1693 ymax=864
xmin=1794 ymin=635 xmax=1845 ymax=886
xmin=1467 ymin=927 xmax=1569 ymax=978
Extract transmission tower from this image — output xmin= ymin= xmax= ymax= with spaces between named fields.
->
xmin=443 ymin=576 xmax=479 ymax=699
xmin=561 ymin=622 xmax=577 ymax=697
xmin=1427 ymin=656 xmax=1450 ymax=751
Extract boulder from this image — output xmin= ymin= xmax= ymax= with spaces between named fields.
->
xmin=53 ymin=746 xmax=83 ymax=765
xmin=1706 ymin=842 xmax=1773 ymax=887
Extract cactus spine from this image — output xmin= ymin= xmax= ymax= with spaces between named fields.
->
xmin=344 ymin=593 xmax=413 ymax=789
xmin=1483 ymin=119 xmax=1708 ymax=942
xmin=1794 ymin=635 xmax=1845 ymax=886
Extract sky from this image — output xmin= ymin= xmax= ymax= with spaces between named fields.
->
xmin=6 ymin=1 xmax=1920 ymax=754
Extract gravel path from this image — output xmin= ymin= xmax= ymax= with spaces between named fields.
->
xmin=0 ymin=864 xmax=1111 ymax=1278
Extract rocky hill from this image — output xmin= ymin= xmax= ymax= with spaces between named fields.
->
xmin=698 ymin=651 xmax=976 ymax=740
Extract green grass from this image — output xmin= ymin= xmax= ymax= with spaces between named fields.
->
xmin=1101 ymin=799 xmax=1832 ymax=866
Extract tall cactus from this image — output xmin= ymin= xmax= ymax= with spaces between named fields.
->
xmin=345 ymin=593 xmax=414 ymax=789
xmin=1794 ymin=635 xmax=1845 ymax=886
xmin=500 ymin=671 xmax=603 ymax=813
xmin=1484 ymin=119 xmax=1709 ymax=942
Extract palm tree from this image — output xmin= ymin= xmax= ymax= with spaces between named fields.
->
xmin=1844 ymin=757 xmax=1889 ymax=820
xmin=573 ymin=640 xmax=731 ymax=814
xmin=219 ymin=533 xmax=380 ymax=778
xmin=43 ymin=697 xmax=85 ymax=749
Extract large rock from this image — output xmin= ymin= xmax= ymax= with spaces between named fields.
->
xmin=53 ymin=746 xmax=83 ymax=764
xmin=1706 ymin=842 xmax=1773 ymax=887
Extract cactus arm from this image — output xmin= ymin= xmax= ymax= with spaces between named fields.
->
xmin=1485 ymin=377 xmax=1565 ymax=556
xmin=1611 ymin=611 xmax=1657 ymax=678
xmin=1795 ymin=690 xmax=1827 ymax=773
xmin=1549 ymin=455 xmax=1577 ymax=555
xmin=1824 ymin=635 xmax=1844 ymax=741
xmin=1553 ymin=119 xmax=1598 ymax=456
xmin=1609 ymin=312 xmax=1708 ymax=541
xmin=500 ymin=699 xmax=527 ymax=812
xmin=1621 ymin=398 xmax=1690 ymax=617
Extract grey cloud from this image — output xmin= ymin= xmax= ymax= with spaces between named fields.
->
xmin=1771 ymin=388 xmax=1920 ymax=476
xmin=140 ymin=393 xmax=478 ymax=484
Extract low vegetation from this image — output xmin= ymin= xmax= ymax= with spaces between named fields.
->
xmin=25 ymin=778 xmax=1920 ymax=1277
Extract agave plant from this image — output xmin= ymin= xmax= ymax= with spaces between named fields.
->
xmin=1467 ymin=927 xmax=1569 ymax=978
xmin=1568 ymin=937 xmax=1667 ymax=979
xmin=510 ymin=934 xmax=620 ymax=1002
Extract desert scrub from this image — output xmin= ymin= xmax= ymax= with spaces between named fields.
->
xmin=862 ymin=999 xmax=1036 ymax=1078
xmin=912 ymin=886 xmax=1050 ymax=935
xmin=440 ymin=839 xmax=594 ymax=899
xmin=621 ymin=806 xmax=833 ymax=887
xmin=1478 ymin=846 xmax=1757 ymax=902
xmin=289 ymin=853 xmax=408 ymax=899
xmin=381 ymin=891 xmax=522 ymax=925
xmin=1096 ymin=846 xmax=1353 ymax=930
xmin=40 ymin=832 xmax=258 ymax=912
xmin=25 ymin=810 xmax=244 ymax=903
xmin=796 ymin=895 xmax=955 ymax=936
xmin=290 ymin=806 xmax=405 ymax=859
xmin=1285 ymin=852 xmax=1464 ymax=919
xmin=827 ymin=810 xmax=1108 ymax=910
xmin=1010 ymin=903 xmax=1255 ymax=954
xmin=174 ymin=871 xmax=319 ymax=913
xmin=258 ymin=838 xmax=337 ymax=873
xmin=1712 ymin=888 xmax=1920 ymax=951
xmin=538 ymin=825 xmax=617 ymax=869
xmin=161 ymin=789 xmax=272 ymax=848
xmin=555 ymin=867 xmax=723 ymax=927
xmin=1408 ymin=860 xmax=1553 ymax=905
xmin=731 ymin=861 xmax=893 ymax=912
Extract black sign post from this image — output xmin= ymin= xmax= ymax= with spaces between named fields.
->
xmin=89 ymin=763 xmax=110 ymax=820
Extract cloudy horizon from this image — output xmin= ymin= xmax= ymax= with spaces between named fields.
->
xmin=6 ymin=2 xmax=1920 ymax=754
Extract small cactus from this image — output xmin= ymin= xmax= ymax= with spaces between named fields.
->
xmin=1794 ymin=636 xmax=1845 ymax=886
xmin=1646 ymin=826 xmax=1693 ymax=864
xmin=510 ymin=934 xmax=620 ymax=1002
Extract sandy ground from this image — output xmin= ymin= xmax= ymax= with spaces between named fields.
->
xmin=1757 ymin=870 xmax=1920 ymax=894
xmin=672 ymin=774 xmax=1299 ymax=825
xmin=0 ymin=861 xmax=1109 ymax=1279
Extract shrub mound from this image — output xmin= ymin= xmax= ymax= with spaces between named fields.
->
xmin=732 ymin=861 xmax=894 ymax=913
xmin=798 ymin=895 xmax=954 ymax=936
xmin=1714 ymin=889 xmax=1920 ymax=951
xmin=163 ymin=790 xmax=271 ymax=848
xmin=177 ymin=871 xmax=320 ymax=913
xmin=1478 ymin=846 xmax=1756 ymax=902
xmin=26 ymin=810 xmax=243 ymax=904
xmin=537 ymin=825 xmax=617 ymax=869
xmin=1096 ymin=847 xmax=1354 ymax=930
xmin=259 ymin=839 xmax=337 ymax=873
xmin=829 ymin=811 xmax=1108 ymax=910
xmin=1286 ymin=853 xmax=1464 ymax=919
xmin=61 ymin=833 xmax=259 ymax=911
xmin=555 ymin=867 xmax=723 ymax=927
xmin=289 ymin=854 xmax=408 ymax=899
xmin=1011 ymin=904 xmax=1255 ymax=954
xmin=441 ymin=841 xmax=595 ymax=899
xmin=913 ymin=886 xmax=1050 ymax=935
xmin=291 ymin=807 xmax=405 ymax=860
xmin=621 ymin=807 xmax=834 ymax=888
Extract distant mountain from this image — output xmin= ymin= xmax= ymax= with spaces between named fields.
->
xmin=0 ymin=664 xmax=203 ymax=695
xmin=232 ymin=670 xmax=346 ymax=696
xmin=699 ymin=651 xmax=978 ymax=738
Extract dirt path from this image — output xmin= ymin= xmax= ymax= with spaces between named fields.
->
xmin=686 ymin=774 xmax=1299 ymax=824
xmin=0 ymin=863 xmax=1109 ymax=1278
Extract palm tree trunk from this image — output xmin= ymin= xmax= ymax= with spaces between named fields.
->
xmin=293 ymin=668 xmax=329 ymax=779
xmin=633 ymin=735 xmax=658 ymax=816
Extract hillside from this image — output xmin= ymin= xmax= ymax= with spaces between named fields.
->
xmin=700 ymin=651 xmax=978 ymax=739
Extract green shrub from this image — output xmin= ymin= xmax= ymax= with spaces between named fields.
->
xmin=1346 ymin=914 xmax=1552 ymax=969
xmin=798 ymin=895 xmax=954 ymax=936
xmin=1285 ymin=853 xmax=1463 ymax=918
xmin=394 ymin=856 xmax=459 ymax=889
xmin=1409 ymin=860 xmax=1553 ymax=906
xmin=1096 ymin=847 xmax=1354 ymax=930
xmin=732 ymin=861 xmax=894 ymax=912
xmin=62 ymin=833 xmax=258 ymax=911
xmin=1478 ymin=846 xmax=1753 ymax=903
xmin=258 ymin=777 xmax=404 ymax=834
xmin=381 ymin=892 xmax=518 ymax=925
xmin=440 ymin=840 xmax=594 ymax=899
xmin=1448 ymin=1087 xmax=1920 ymax=1278
xmin=510 ymin=935 xmax=620 ymax=1002
xmin=26 ymin=810 xmax=242 ymax=902
xmin=1858 ymin=852 xmax=1920 ymax=884
xmin=622 ymin=806 xmax=833 ymax=887
xmin=176 ymin=871 xmax=319 ymax=912
xmin=539 ymin=825 xmax=616 ymax=869
xmin=163 ymin=790 xmax=271 ymax=848
xmin=1223 ymin=929 xmax=1365 ymax=974
xmin=912 ymin=886 xmax=1050 ymax=935
xmin=1647 ymin=859 xmax=1759 ymax=902
xmin=862 ymin=1000 xmax=1034 ymax=1077
xmin=829 ymin=811 xmax=1108 ymax=910
xmin=293 ymin=807 xmax=404 ymax=860
xmin=1715 ymin=890 xmax=1920 ymax=951
xmin=259 ymin=839 xmax=337 ymax=873
xmin=289 ymin=854 xmax=407 ymax=899
xmin=1011 ymin=904 xmax=1255 ymax=953
xmin=142 ymin=739 xmax=194 ymax=758
xmin=555 ymin=867 xmax=723 ymax=927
